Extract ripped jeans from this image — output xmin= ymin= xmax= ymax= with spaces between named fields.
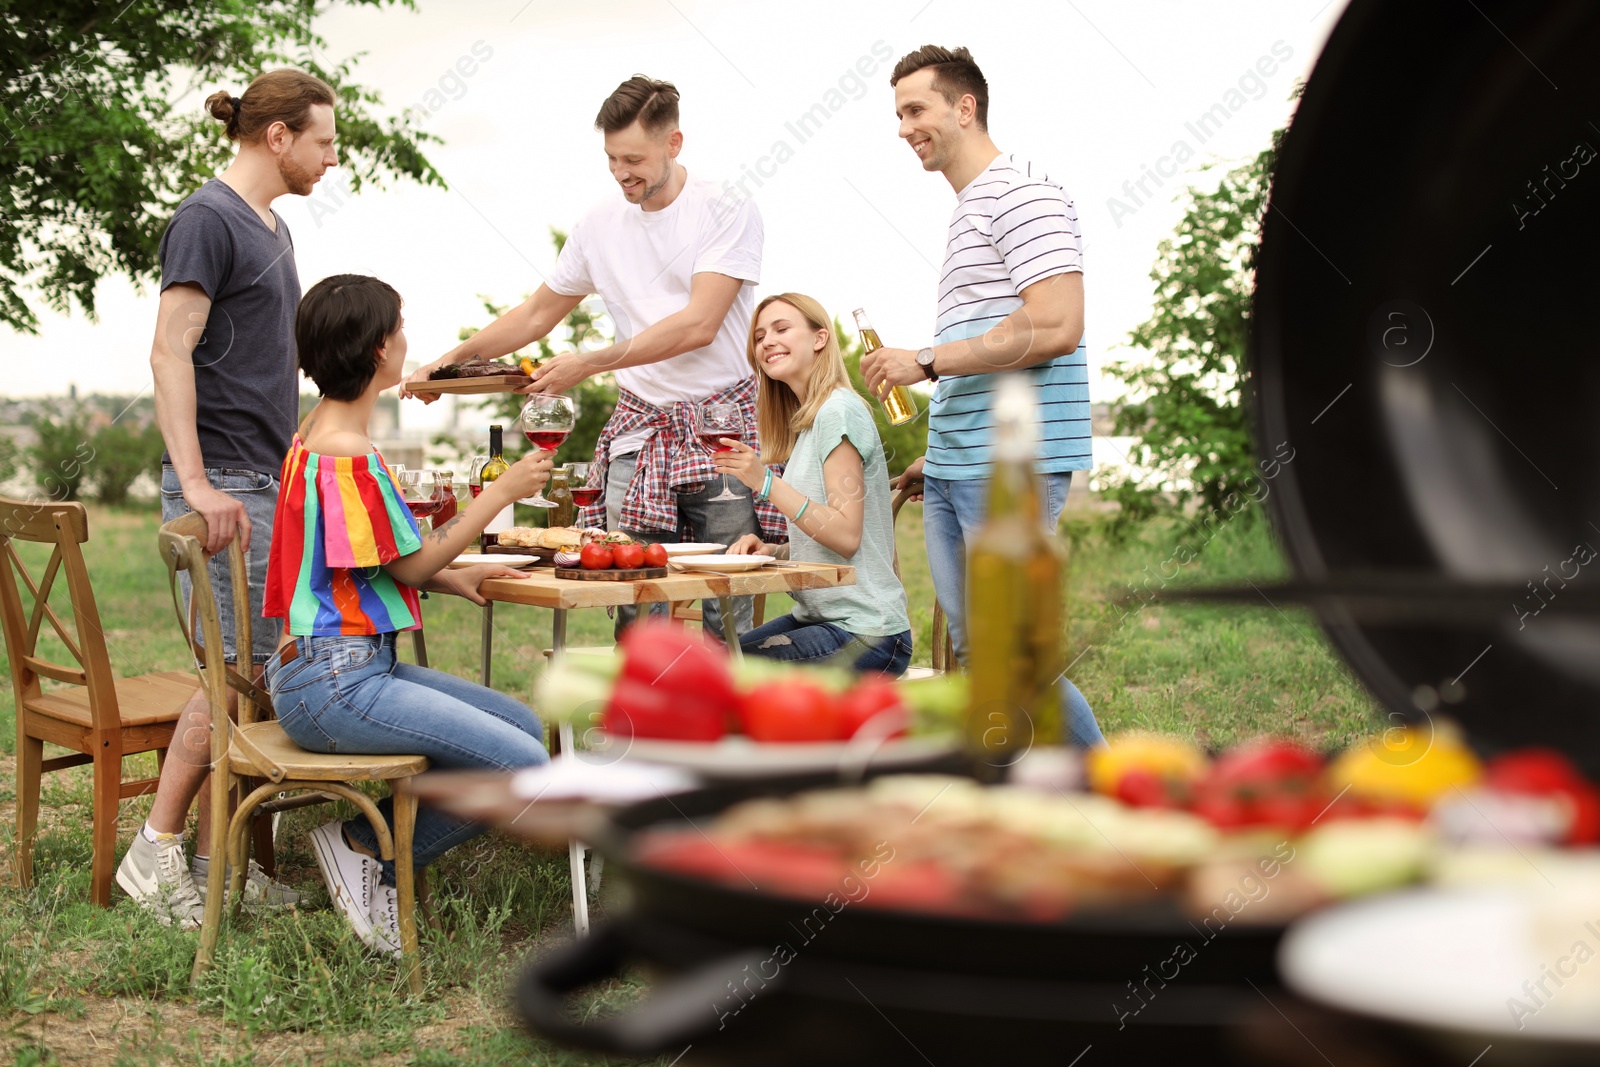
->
xmin=739 ymin=614 xmax=914 ymax=676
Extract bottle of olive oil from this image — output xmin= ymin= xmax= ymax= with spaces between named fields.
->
xmin=966 ymin=378 xmax=1065 ymax=777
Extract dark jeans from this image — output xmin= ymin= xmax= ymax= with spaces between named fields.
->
xmin=740 ymin=614 xmax=914 ymax=676
xmin=605 ymin=450 xmax=761 ymax=643
xmin=264 ymin=633 xmax=548 ymax=884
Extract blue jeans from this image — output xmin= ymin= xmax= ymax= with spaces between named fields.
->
xmin=605 ymin=451 xmax=760 ymax=644
xmin=160 ymin=464 xmax=281 ymax=664
xmin=740 ymin=614 xmax=914 ymax=676
xmin=922 ymin=472 xmax=1105 ymax=748
xmin=264 ymin=633 xmax=549 ymax=884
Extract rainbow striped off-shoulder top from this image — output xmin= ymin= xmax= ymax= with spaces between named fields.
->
xmin=264 ymin=435 xmax=424 ymax=636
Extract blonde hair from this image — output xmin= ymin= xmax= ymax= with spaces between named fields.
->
xmin=747 ymin=293 xmax=857 ymax=465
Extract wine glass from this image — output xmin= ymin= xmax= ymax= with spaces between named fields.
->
xmin=517 ymin=395 xmax=577 ymax=508
xmin=568 ymin=461 xmax=602 ymax=513
xmin=397 ymin=469 xmax=443 ymax=532
xmin=466 ymin=454 xmax=489 ymax=500
xmin=697 ymin=402 xmax=745 ymax=502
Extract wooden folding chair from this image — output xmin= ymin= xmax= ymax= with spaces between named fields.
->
xmin=158 ymin=511 xmax=426 ymax=992
xmin=0 ymin=497 xmax=192 ymax=905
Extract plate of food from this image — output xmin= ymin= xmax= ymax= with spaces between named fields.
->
xmin=407 ymin=357 xmax=537 ymax=395
xmin=451 ymin=553 xmax=538 ymax=567
xmin=662 ymin=542 xmax=727 ymax=556
xmin=670 ymin=553 xmax=774 ymax=573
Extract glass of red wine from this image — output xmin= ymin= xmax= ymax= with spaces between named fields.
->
xmin=397 ymin=469 xmax=444 ymax=531
xmin=517 ymin=395 xmax=576 ymax=508
xmin=568 ymin=461 xmax=602 ymax=510
xmin=697 ymin=401 xmax=745 ymax=502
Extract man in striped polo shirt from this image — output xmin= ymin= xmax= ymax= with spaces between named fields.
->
xmin=863 ymin=44 xmax=1103 ymax=746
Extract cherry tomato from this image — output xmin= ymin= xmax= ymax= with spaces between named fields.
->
xmin=580 ymin=543 xmax=614 ymax=570
xmin=741 ymin=680 xmax=838 ymax=742
xmin=835 ymin=679 xmax=908 ymax=740
xmin=643 ymin=543 xmax=669 ymax=568
xmin=613 ymin=543 xmax=645 ymax=569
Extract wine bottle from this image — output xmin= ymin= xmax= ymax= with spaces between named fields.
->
xmin=479 ymin=425 xmax=513 ymax=550
xmin=965 ymin=378 xmax=1064 ymax=779
xmin=852 ymin=307 xmax=917 ymax=426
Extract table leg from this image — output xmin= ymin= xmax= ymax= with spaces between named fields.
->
xmin=718 ymin=595 xmax=743 ymax=662
xmin=480 ymin=602 xmax=493 ymax=688
xmin=551 ymin=608 xmax=590 ymax=938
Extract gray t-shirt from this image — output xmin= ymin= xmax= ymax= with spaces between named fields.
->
xmin=157 ymin=179 xmax=300 ymax=477
xmin=785 ymin=389 xmax=911 ymax=637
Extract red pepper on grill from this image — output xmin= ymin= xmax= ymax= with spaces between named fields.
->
xmin=1484 ymin=748 xmax=1600 ymax=845
xmin=1192 ymin=739 xmax=1327 ymax=831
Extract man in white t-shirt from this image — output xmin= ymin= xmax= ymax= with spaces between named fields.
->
xmin=861 ymin=45 xmax=1104 ymax=746
xmin=406 ymin=76 xmax=781 ymax=640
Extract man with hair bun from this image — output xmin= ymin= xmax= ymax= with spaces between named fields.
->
xmin=406 ymin=74 xmax=778 ymax=641
xmin=861 ymin=45 xmax=1104 ymax=746
xmin=119 ymin=68 xmax=337 ymax=926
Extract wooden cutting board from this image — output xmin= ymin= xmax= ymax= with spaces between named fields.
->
xmin=554 ymin=567 xmax=669 ymax=581
xmin=408 ymin=374 xmax=531 ymax=395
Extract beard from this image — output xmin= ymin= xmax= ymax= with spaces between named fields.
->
xmin=636 ymin=167 xmax=672 ymax=204
xmin=278 ymin=153 xmax=319 ymax=196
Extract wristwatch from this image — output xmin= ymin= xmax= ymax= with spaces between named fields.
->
xmin=916 ymin=347 xmax=939 ymax=381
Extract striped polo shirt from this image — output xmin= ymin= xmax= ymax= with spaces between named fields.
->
xmin=263 ymin=436 xmax=424 ymax=636
xmin=925 ymin=153 xmax=1091 ymax=480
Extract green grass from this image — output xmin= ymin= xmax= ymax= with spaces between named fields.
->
xmin=0 ymin=499 xmax=1382 ymax=1064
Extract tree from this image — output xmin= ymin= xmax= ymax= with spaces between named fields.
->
xmin=838 ymin=320 xmax=926 ymax=477
xmin=28 ymin=407 xmax=95 ymax=501
xmin=1 ymin=0 xmax=443 ymax=334
xmin=1100 ymin=106 xmax=1296 ymax=532
xmin=431 ymin=230 xmax=619 ymax=471
xmin=88 ymin=420 xmax=165 ymax=506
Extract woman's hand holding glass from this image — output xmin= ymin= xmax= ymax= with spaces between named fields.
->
xmin=711 ymin=439 xmax=767 ymax=492
xmin=490 ymin=452 xmax=554 ymax=505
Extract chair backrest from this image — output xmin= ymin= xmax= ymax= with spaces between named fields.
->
xmin=157 ymin=512 xmax=282 ymax=780
xmin=0 ymin=496 xmax=122 ymax=732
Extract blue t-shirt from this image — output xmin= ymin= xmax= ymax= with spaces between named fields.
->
xmin=926 ymin=154 xmax=1091 ymax=480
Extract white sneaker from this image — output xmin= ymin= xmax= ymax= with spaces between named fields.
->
xmin=309 ymin=820 xmax=377 ymax=948
xmin=193 ymin=858 xmax=302 ymax=908
xmin=116 ymin=833 xmax=205 ymax=930
xmin=369 ymin=882 xmax=401 ymax=958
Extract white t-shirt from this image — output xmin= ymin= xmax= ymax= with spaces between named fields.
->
xmin=546 ymin=175 xmax=764 ymax=457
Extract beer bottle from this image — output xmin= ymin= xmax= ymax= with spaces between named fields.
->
xmin=853 ymin=308 xmax=917 ymax=426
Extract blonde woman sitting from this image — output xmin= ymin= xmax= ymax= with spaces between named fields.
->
xmin=715 ymin=292 xmax=912 ymax=674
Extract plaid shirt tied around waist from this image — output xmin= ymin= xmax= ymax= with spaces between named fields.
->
xmin=577 ymin=376 xmax=787 ymax=543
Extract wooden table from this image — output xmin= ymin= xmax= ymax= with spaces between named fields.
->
xmin=466 ymin=559 xmax=856 ymax=936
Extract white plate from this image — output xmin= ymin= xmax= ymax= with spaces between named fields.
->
xmin=587 ymin=732 xmax=960 ymax=779
xmin=662 ymin=542 xmax=728 ymax=556
xmin=671 ymin=553 xmax=774 ymax=573
xmin=1281 ymin=886 xmax=1600 ymax=1044
xmin=450 ymin=553 xmax=539 ymax=568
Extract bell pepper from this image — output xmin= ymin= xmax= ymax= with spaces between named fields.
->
xmin=602 ymin=623 xmax=741 ymax=741
xmin=1326 ymin=724 xmax=1481 ymax=814
xmin=1087 ymin=732 xmax=1208 ymax=809
xmin=1192 ymin=738 xmax=1326 ymax=830
xmin=1484 ymin=748 xmax=1600 ymax=845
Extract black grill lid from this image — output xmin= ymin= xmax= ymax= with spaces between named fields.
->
xmin=1250 ymin=0 xmax=1600 ymax=775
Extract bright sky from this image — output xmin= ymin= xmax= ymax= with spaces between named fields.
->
xmin=5 ymin=0 xmax=1347 ymax=438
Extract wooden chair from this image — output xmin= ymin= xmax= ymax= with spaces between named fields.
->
xmin=158 ymin=512 xmax=426 ymax=992
xmin=1 ymin=497 xmax=192 ymax=906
